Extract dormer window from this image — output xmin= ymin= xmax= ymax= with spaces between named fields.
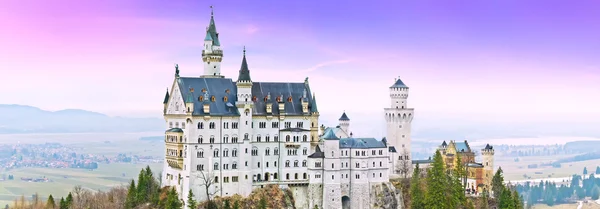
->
xmin=198 ymin=96 xmax=203 ymax=101
xmin=252 ymin=96 xmax=257 ymax=102
xmin=276 ymin=96 xmax=282 ymax=102
xmin=225 ymin=89 xmax=230 ymax=94
xmin=211 ymin=96 xmax=216 ymax=102
xmin=287 ymin=96 xmax=292 ymax=102
xmin=223 ymin=96 xmax=228 ymax=102
xmin=264 ymin=96 xmax=268 ymax=102
xmin=201 ymin=88 xmax=207 ymax=93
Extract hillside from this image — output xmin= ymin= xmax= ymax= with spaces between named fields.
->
xmin=0 ymin=104 xmax=164 ymax=134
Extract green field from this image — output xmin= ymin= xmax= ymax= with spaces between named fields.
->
xmin=497 ymin=154 xmax=600 ymax=181
xmin=0 ymin=163 xmax=163 ymax=207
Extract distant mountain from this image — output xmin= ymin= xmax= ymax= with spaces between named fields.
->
xmin=0 ymin=104 xmax=164 ymax=134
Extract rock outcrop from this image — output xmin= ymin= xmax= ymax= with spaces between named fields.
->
xmin=370 ymin=182 xmax=404 ymax=209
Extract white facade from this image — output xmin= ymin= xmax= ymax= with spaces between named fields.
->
xmin=385 ymin=77 xmax=414 ymax=177
xmin=161 ymin=10 xmax=414 ymax=209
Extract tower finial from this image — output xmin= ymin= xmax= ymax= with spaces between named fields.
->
xmin=210 ymin=5 xmax=214 ymax=17
xmin=243 ymin=46 xmax=246 ymax=56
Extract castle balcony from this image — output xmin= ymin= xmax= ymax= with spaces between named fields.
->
xmin=166 ymin=156 xmax=184 ymax=169
xmin=284 ymin=143 xmax=301 ymax=149
xmin=202 ymin=50 xmax=223 ymax=56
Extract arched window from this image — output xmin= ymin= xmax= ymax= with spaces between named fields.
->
xmin=223 ymin=149 xmax=229 ymax=157
xmin=274 ymin=173 xmax=278 ymax=179
xmin=302 ymin=160 xmax=307 ymax=167
xmin=232 ymin=161 xmax=238 ymax=169
xmin=214 ymin=163 xmax=219 ymax=170
xmin=274 ymin=147 xmax=279 ymax=155
xmin=286 ymin=135 xmax=290 ymax=142
xmin=196 ymin=149 xmax=204 ymax=158
xmin=303 ymin=147 xmax=308 ymax=155
xmin=285 ymin=160 xmax=290 ymax=167
xmin=294 ymin=173 xmax=298 ymax=179
xmin=303 ymin=173 xmax=307 ymax=179
xmin=265 ymin=147 xmax=270 ymax=156
xmin=302 ymin=135 xmax=307 ymax=142
xmin=198 ymin=137 xmax=203 ymax=144
xmin=232 ymin=149 xmax=238 ymax=157
xmin=294 ymin=160 xmax=299 ymax=167
xmin=213 ymin=149 xmax=219 ymax=157
xmin=198 ymin=122 xmax=203 ymax=129
xmin=286 ymin=173 xmax=290 ymax=180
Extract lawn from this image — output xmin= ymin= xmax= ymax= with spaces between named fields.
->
xmin=496 ymin=154 xmax=600 ymax=181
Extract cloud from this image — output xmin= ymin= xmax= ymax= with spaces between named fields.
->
xmin=246 ymin=24 xmax=259 ymax=34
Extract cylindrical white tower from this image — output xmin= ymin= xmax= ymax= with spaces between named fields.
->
xmin=384 ymin=77 xmax=414 ymax=177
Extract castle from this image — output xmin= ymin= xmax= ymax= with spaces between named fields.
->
xmin=161 ymin=9 xmax=413 ymax=209
xmin=413 ymin=140 xmax=495 ymax=195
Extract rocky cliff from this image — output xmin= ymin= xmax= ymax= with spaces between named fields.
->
xmin=370 ymin=182 xmax=405 ymax=209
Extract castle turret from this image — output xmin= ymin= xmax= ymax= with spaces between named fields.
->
xmin=385 ymin=76 xmax=414 ymax=177
xmin=163 ymin=88 xmax=170 ymax=114
xmin=338 ymin=112 xmax=350 ymax=135
xmin=481 ymin=144 xmax=495 ymax=193
xmin=235 ymin=47 xmax=253 ymax=197
xmin=201 ymin=7 xmax=224 ymax=78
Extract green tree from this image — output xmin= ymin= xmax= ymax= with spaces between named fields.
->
xmin=512 ymin=190 xmax=523 ymax=209
xmin=223 ymin=199 xmax=231 ymax=209
xmin=410 ymin=163 xmax=425 ymax=209
xmin=451 ymin=154 xmax=467 ymax=208
xmin=480 ymin=189 xmax=489 ymax=209
xmin=125 ymin=179 xmax=137 ymax=209
xmin=46 ymin=194 xmax=56 ymax=209
xmin=136 ymin=169 xmax=148 ymax=204
xmin=492 ymin=167 xmax=505 ymax=199
xmin=258 ymin=196 xmax=267 ymax=209
xmin=313 ymin=205 xmax=319 ymax=209
xmin=425 ymin=150 xmax=449 ymax=209
xmin=187 ymin=189 xmax=197 ymax=209
xmin=206 ymin=201 xmax=219 ymax=209
xmin=65 ymin=192 xmax=73 ymax=208
xmin=59 ymin=197 xmax=67 ymax=209
xmin=233 ymin=201 xmax=240 ymax=209
xmin=584 ymin=167 xmax=588 ymax=176
xmin=592 ymin=185 xmax=600 ymax=200
xmin=498 ymin=187 xmax=515 ymax=209
xmin=165 ymin=187 xmax=183 ymax=209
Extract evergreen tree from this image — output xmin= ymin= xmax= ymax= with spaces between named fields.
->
xmin=498 ymin=187 xmax=514 ymax=209
xmin=480 ymin=189 xmax=489 ymax=209
xmin=136 ymin=169 xmax=148 ymax=204
xmin=592 ymin=185 xmax=600 ymax=200
xmin=410 ymin=163 xmax=425 ymax=209
xmin=47 ymin=194 xmax=56 ymax=209
xmin=233 ymin=200 xmax=240 ymax=209
xmin=596 ymin=166 xmax=600 ymax=175
xmin=223 ymin=199 xmax=231 ymax=209
xmin=187 ymin=189 xmax=197 ymax=209
xmin=258 ymin=196 xmax=267 ymax=209
xmin=512 ymin=190 xmax=523 ymax=209
xmin=165 ymin=187 xmax=183 ymax=209
xmin=125 ymin=179 xmax=137 ymax=209
xmin=65 ymin=192 xmax=73 ymax=208
xmin=425 ymin=150 xmax=449 ymax=209
xmin=451 ymin=154 xmax=467 ymax=208
xmin=492 ymin=167 xmax=505 ymax=199
xmin=59 ymin=197 xmax=67 ymax=209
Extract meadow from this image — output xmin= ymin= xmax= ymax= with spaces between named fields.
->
xmin=0 ymin=132 xmax=165 ymax=207
xmin=496 ymin=154 xmax=600 ymax=182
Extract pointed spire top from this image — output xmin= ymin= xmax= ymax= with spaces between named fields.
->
xmin=210 ymin=5 xmax=214 ymax=17
xmin=243 ymin=46 xmax=246 ymax=56
xmin=237 ymin=47 xmax=251 ymax=82
xmin=339 ymin=111 xmax=350 ymax=121
xmin=163 ymin=88 xmax=170 ymax=104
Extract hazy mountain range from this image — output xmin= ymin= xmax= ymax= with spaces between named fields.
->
xmin=0 ymin=104 xmax=164 ymax=134
xmin=1 ymin=104 xmax=599 ymax=142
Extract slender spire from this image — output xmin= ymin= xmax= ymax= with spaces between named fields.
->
xmin=237 ymin=47 xmax=251 ymax=82
xmin=210 ymin=5 xmax=214 ymax=17
xmin=311 ymin=93 xmax=319 ymax=113
xmin=163 ymin=88 xmax=170 ymax=104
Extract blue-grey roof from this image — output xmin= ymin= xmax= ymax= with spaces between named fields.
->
xmin=163 ymin=89 xmax=170 ymax=104
xmin=483 ymin=144 xmax=493 ymax=150
xmin=166 ymin=128 xmax=183 ymax=133
xmin=339 ymin=112 xmax=350 ymax=121
xmin=250 ymin=82 xmax=315 ymax=115
xmin=388 ymin=146 xmax=397 ymax=153
xmin=455 ymin=141 xmax=470 ymax=152
xmin=204 ymin=31 xmax=213 ymax=41
xmin=237 ymin=50 xmax=251 ymax=82
xmin=391 ymin=78 xmax=408 ymax=88
xmin=308 ymin=145 xmax=324 ymax=158
xmin=206 ymin=14 xmax=220 ymax=46
xmin=176 ymin=77 xmax=317 ymax=116
xmin=178 ymin=77 xmax=240 ymax=116
xmin=339 ymin=138 xmax=386 ymax=149
xmin=467 ymin=163 xmax=484 ymax=168
xmin=310 ymin=93 xmax=319 ymax=113
xmin=321 ymin=128 xmax=339 ymax=140
xmin=412 ymin=159 xmax=433 ymax=165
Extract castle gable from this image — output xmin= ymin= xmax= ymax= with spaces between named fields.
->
xmin=166 ymin=82 xmax=186 ymax=115
xmin=339 ymin=138 xmax=386 ymax=149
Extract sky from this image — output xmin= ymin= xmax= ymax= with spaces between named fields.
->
xmin=1 ymin=0 xmax=600 ymax=126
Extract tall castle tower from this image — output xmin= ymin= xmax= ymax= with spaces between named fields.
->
xmin=385 ymin=77 xmax=414 ymax=176
xmin=202 ymin=7 xmax=224 ymax=78
xmin=338 ymin=112 xmax=350 ymax=135
xmin=481 ymin=144 xmax=495 ymax=192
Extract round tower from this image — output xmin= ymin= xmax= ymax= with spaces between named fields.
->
xmin=338 ymin=112 xmax=350 ymax=136
xmin=481 ymin=144 xmax=495 ymax=192
xmin=202 ymin=7 xmax=224 ymax=78
xmin=384 ymin=77 xmax=414 ymax=177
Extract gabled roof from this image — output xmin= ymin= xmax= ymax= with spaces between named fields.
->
xmin=339 ymin=112 xmax=350 ymax=121
xmin=388 ymin=146 xmax=397 ymax=153
xmin=177 ymin=77 xmax=239 ymax=116
xmin=455 ymin=141 xmax=470 ymax=152
xmin=163 ymin=89 xmax=170 ymax=104
xmin=308 ymin=145 xmax=325 ymax=158
xmin=321 ymin=128 xmax=339 ymax=140
xmin=391 ymin=78 xmax=408 ymax=88
xmin=237 ymin=49 xmax=251 ymax=82
xmin=339 ymin=138 xmax=386 ymax=149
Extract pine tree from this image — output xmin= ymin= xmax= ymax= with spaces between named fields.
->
xmin=47 ymin=194 xmax=56 ymax=209
xmin=59 ymin=197 xmax=67 ymax=209
xmin=512 ymin=190 xmax=523 ymax=209
xmin=425 ymin=150 xmax=449 ymax=209
xmin=498 ymin=187 xmax=515 ymax=209
xmin=410 ymin=163 xmax=425 ymax=209
xmin=136 ymin=169 xmax=148 ymax=204
xmin=258 ymin=196 xmax=267 ymax=209
xmin=165 ymin=187 xmax=183 ymax=209
xmin=592 ymin=185 xmax=600 ymax=200
xmin=65 ymin=192 xmax=73 ymax=208
xmin=187 ymin=189 xmax=197 ymax=209
xmin=452 ymin=154 xmax=467 ymax=208
xmin=596 ymin=166 xmax=600 ymax=175
xmin=223 ymin=199 xmax=231 ymax=209
xmin=233 ymin=200 xmax=240 ymax=209
xmin=125 ymin=179 xmax=137 ymax=209
xmin=492 ymin=167 xmax=505 ymax=199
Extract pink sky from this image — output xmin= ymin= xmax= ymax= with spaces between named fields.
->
xmin=1 ymin=0 xmax=599 ymax=125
